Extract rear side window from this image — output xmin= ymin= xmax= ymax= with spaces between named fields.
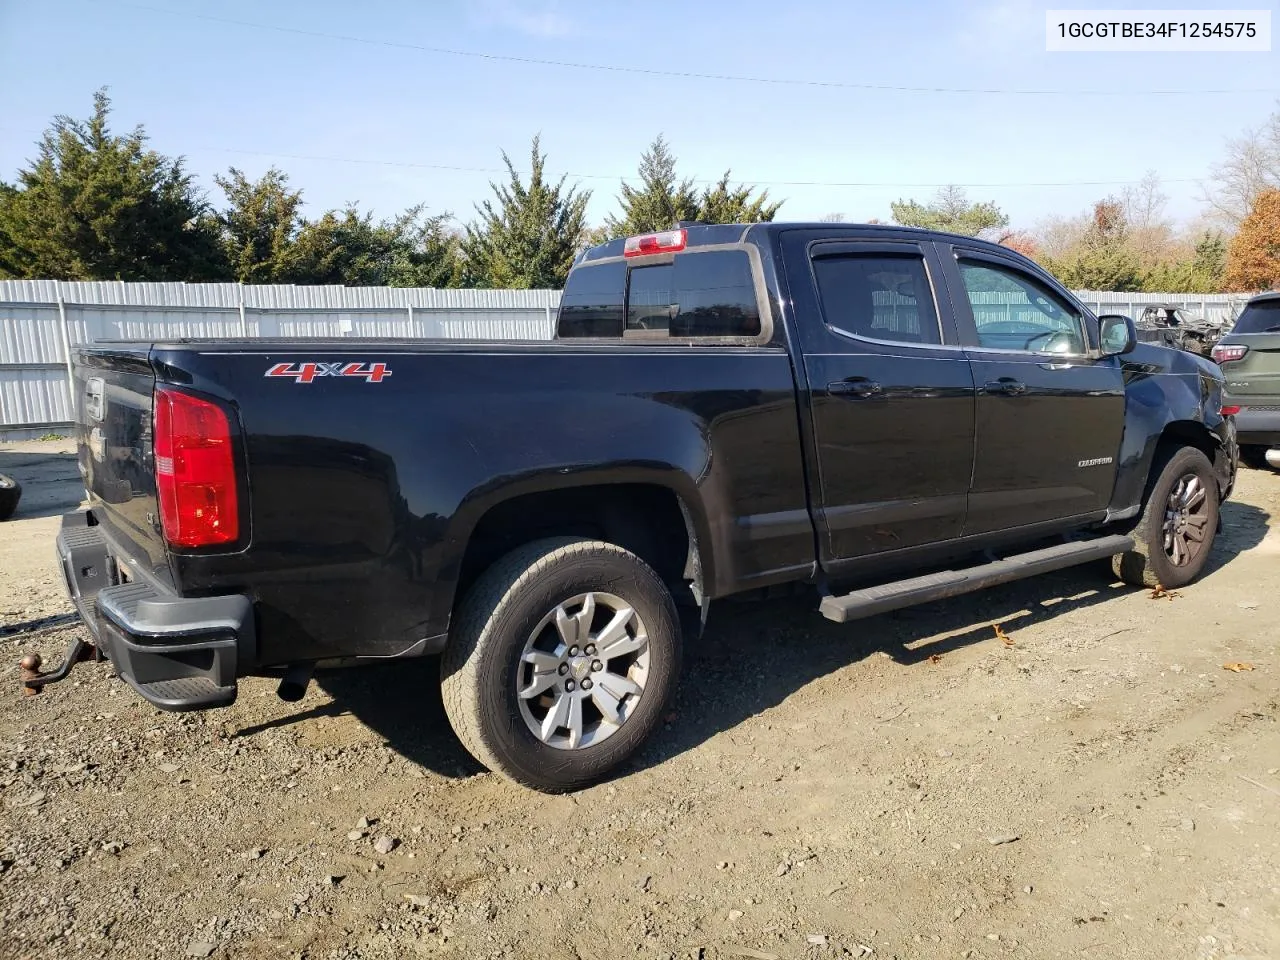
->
xmin=811 ymin=254 xmax=941 ymax=345
xmin=1232 ymin=300 xmax=1280 ymax=334
xmin=557 ymin=250 xmax=761 ymax=339
xmin=557 ymin=260 xmax=626 ymax=337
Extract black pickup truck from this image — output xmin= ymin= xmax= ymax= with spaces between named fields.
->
xmin=39 ymin=223 xmax=1237 ymax=791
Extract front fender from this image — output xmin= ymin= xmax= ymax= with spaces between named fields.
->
xmin=1108 ymin=344 xmax=1233 ymax=515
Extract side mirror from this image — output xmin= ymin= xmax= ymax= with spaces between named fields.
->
xmin=1098 ymin=314 xmax=1136 ymax=357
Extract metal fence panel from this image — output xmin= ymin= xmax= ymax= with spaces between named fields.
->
xmin=0 ymin=303 xmax=64 ymax=364
xmin=77 ymin=305 xmax=247 ymax=342
xmin=0 ymin=366 xmax=73 ymax=427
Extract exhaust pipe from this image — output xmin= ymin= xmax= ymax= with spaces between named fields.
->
xmin=276 ymin=662 xmax=314 ymax=702
xmin=1266 ymin=449 xmax=1280 ymax=470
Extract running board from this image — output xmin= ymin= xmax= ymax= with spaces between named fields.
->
xmin=818 ymin=534 xmax=1134 ymax=624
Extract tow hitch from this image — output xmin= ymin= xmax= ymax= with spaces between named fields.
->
xmin=19 ymin=636 xmax=99 ymax=695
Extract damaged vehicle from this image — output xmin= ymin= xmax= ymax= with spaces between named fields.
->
xmin=1135 ymin=302 xmax=1227 ymax=356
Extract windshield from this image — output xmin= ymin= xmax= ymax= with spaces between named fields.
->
xmin=1231 ymin=300 xmax=1280 ymax=334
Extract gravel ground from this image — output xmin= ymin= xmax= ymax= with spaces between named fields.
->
xmin=1 ymin=438 xmax=1278 ymax=960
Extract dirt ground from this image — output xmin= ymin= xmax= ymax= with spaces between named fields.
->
xmin=1 ymin=438 xmax=1278 ymax=960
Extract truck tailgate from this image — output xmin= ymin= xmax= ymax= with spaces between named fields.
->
xmin=74 ymin=345 xmax=172 ymax=587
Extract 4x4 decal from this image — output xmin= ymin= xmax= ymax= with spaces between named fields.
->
xmin=264 ymin=361 xmax=392 ymax=384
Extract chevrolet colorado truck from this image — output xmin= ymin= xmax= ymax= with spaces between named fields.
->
xmin=37 ymin=223 xmax=1237 ymax=791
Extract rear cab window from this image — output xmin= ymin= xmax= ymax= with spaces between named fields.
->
xmin=558 ymin=249 xmax=762 ymax=340
xmin=557 ymin=260 xmax=626 ymax=337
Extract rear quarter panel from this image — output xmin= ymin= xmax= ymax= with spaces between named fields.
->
xmin=155 ymin=341 xmax=812 ymax=667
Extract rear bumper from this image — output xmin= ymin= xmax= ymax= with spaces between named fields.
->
xmin=56 ymin=511 xmax=254 ymax=711
xmin=1232 ymin=406 xmax=1280 ymax=447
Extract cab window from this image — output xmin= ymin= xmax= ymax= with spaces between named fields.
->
xmin=958 ymin=260 xmax=1086 ymax=354
xmin=558 ymin=250 xmax=761 ymax=339
xmin=811 ymin=253 xmax=941 ymax=345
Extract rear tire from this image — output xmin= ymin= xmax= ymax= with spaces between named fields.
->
xmin=0 ymin=474 xmax=21 ymax=521
xmin=441 ymin=537 xmax=681 ymax=792
xmin=1112 ymin=446 xmax=1219 ymax=588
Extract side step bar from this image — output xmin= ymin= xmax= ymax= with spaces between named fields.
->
xmin=819 ymin=534 xmax=1134 ymax=624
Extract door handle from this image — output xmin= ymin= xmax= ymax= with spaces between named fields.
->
xmin=827 ymin=378 xmax=883 ymax=399
xmin=984 ymin=377 xmax=1026 ymax=396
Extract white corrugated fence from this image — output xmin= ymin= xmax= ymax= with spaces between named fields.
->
xmin=0 ymin=281 xmax=562 ymax=438
xmin=0 ymin=280 xmax=1253 ymax=439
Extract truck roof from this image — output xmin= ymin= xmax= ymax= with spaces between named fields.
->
xmin=578 ymin=221 xmax=1024 ymax=264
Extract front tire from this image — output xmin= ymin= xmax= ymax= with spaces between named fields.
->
xmin=441 ymin=537 xmax=681 ymax=792
xmin=1112 ymin=446 xmax=1219 ymax=588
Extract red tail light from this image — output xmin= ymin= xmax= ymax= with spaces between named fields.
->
xmin=1221 ymin=404 xmax=1242 ymax=416
xmin=154 ymin=387 xmax=239 ymax=547
xmin=623 ymin=228 xmax=686 ymax=257
xmin=1212 ymin=343 xmax=1248 ymax=364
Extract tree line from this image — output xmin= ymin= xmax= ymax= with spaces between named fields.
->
xmin=1 ymin=91 xmax=1277 ymax=292
xmin=874 ymin=163 xmax=1276 ymax=293
xmin=0 ymin=92 xmax=779 ymax=291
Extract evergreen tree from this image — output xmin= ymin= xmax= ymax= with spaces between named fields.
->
xmin=1192 ymin=229 xmax=1228 ymax=284
xmin=290 ymin=205 xmax=460 ymax=287
xmin=696 ymin=172 xmax=782 ymax=224
xmin=462 ymin=136 xmax=589 ymax=288
xmin=215 ymin=167 xmax=305 ymax=284
xmin=1142 ymin=231 xmax=1230 ymax=293
xmin=890 ymin=185 xmax=1009 ymax=238
xmin=382 ymin=207 xmax=463 ymax=288
xmin=1042 ymin=198 xmax=1142 ymax=291
xmin=605 ymin=136 xmax=699 ymax=236
xmin=0 ymin=89 xmax=224 ymax=280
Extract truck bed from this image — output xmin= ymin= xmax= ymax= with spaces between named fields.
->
xmin=71 ymin=336 xmax=815 ymax=669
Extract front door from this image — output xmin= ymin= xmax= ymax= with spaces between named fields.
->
xmin=781 ymin=233 xmax=976 ymax=564
xmin=944 ymin=249 xmax=1125 ymax=535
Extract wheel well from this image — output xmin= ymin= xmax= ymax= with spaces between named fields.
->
xmin=1155 ymin=420 xmax=1218 ymax=467
xmin=455 ymin=484 xmax=698 ymax=610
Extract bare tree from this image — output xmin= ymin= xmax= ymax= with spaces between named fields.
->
xmin=1033 ymin=212 xmax=1090 ymax=261
xmin=1121 ymin=171 xmax=1167 ymax=233
xmin=819 ymin=212 xmax=846 ymax=222
xmin=1202 ymin=104 xmax=1280 ymax=228
xmin=1121 ymin=171 xmax=1175 ymax=267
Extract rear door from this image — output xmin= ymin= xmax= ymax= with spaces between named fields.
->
xmin=780 ymin=230 xmax=975 ymax=566
xmin=940 ymin=246 xmax=1125 ymax=535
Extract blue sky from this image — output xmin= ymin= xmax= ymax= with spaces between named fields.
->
xmin=0 ymin=0 xmax=1276 ymax=231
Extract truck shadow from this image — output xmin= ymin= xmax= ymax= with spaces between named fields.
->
xmin=630 ymin=497 xmax=1270 ymax=777
xmin=265 ymin=498 xmax=1269 ymax=784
